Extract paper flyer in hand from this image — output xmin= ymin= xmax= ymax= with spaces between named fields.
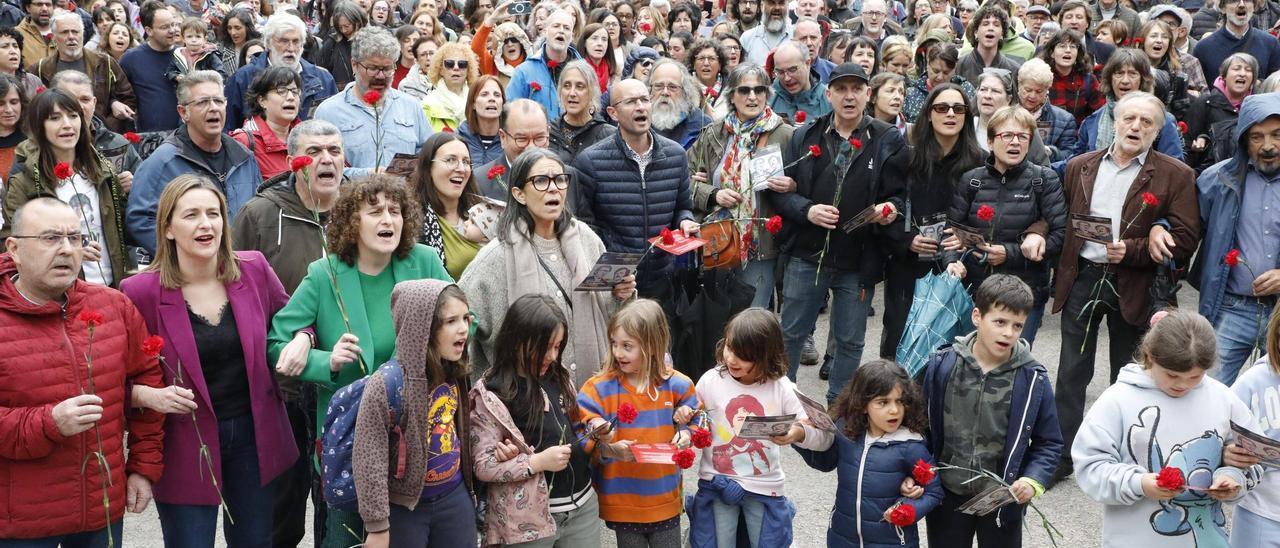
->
xmin=100 ymin=145 xmax=131 ymax=173
xmin=648 ymin=231 xmax=707 ymax=255
xmin=917 ymin=213 xmax=949 ymax=261
xmin=793 ymin=389 xmax=835 ymax=432
xmin=630 ymin=443 xmax=680 ymax=464
xmin=384 ymin=152 xmax=419 ymax=179
xmin=1070 ymin=213 xmax=1115 ymax=244
xmin=1231 ymin=421 xmax=1280 ymax=468
xmin=749 ymin=144 xmax=785 ymax=191
xmin=949 ymin=221 xmax=986 ymax=248
xmin=840 ymin=204 xmax=881 ymax=233
xmin=575 ymin=252 xmax=644 ymax=291
xmin=734 ymin=414 xmax=798 ymax=439
xmin=956 ymin=484 xmax=1017 ymax=516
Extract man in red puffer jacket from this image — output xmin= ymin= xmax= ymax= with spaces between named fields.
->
xmin=0 ymin=197 xmax=166 ymax=543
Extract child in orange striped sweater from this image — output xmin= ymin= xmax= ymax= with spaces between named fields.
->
xmin=577 ymin=299 xmax=699 ymax=547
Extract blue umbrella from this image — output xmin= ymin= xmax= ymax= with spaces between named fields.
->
xmin=896 ymin=272 xmax=975 ymax=377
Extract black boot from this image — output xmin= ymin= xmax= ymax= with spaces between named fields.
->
xmin=819 ymin=354 xmax=832 ymax=381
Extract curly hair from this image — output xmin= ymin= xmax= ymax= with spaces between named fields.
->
xmin=325 ymin=174 xmax=423 ymax=266
xmin=829 ymin=360 xmax=928 ymax=439
xmin=713 ymin=308 xmax=788 ymax=383
xmin=426 ymin=42 xmax=479 ymax=86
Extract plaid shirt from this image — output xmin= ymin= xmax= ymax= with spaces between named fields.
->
xmin=1050 ymin=70 xmax=1106 ymax=127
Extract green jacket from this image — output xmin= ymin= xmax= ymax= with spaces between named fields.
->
xmin=267 ymin=243 xmax=452 ymax=431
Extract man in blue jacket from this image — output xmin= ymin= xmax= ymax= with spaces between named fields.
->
xmin=505 ymin=8 xmax=579 ymax=120
xmin=1193 ymin=0 xmax=1280 ymax=87
xmin=224 ymin=12 xmax=337 ymax=131
xmin=646 ymin=59 xmax=711 ymax=149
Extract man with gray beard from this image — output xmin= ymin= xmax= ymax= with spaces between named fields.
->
xmin=647 ymin=59 xmax=711 ymax=149
xmin=224 ymin=12 xmax=338 ymax=130
xmin=741 ymin=0 xmax=792 ymax=65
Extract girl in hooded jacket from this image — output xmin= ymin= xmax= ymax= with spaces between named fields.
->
xmin=1225 ymin=309 xmax=1280 ymax=548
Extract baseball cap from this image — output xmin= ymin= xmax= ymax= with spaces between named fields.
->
xmin=829 ymin=63 xmax=870 ymax=85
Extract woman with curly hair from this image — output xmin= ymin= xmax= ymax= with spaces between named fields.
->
xmin=422 ymin=42 xmax=479 ymax=132
xmin=687 ymin=39 xmax=727 ymax=117
xmin=268 ymin=173 xmax=450 ymax=546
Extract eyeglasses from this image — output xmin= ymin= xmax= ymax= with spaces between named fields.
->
xmin=863 ymin=9 xmax=886 ymax=17
xmin=273 ymin=86 xmax=301 ymax=98
xmin=773 ymin=65 xmax=803 ymax=78
xmin=995 ymin=131 xmax=1032 ymax=143
xmin=1224 ymin=0 xmax=1252 ymax=5
xmin=502 ymin=129 xmax=550 ymax=147
xmin=525 ymin=173 xmax=571 ymax=191
xmin=694 ymin=55 xmax=719 ymax=64
xmin=432 ymin=156 xmax=472 ymax=169
xmin=184 ymin=96 xmax=227 ymax=109
xmin=11 ymin=232 xmax=91 ymax=248
xmin=612 ymin=95 xmax=652 ymax=107
xmin=356 ymin=61 xmax=396 ymax=76
xmin=721 ymin=44 xmax=741 ymax=53
xmin=930 ymin=102 xmax=967 ymax=114
xmin=651 ymin=82 xmax=682 ymax=93
xmin=734 ymin=85 xmax=768 ymax=96
xmin=442 ymin=59 xmax=469 ymax=70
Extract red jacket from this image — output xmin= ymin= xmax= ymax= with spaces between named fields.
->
xmin=0 ymin=254 xmax=165 ymax=539
xmin=230 ymin=115 xmax=296 ymax=181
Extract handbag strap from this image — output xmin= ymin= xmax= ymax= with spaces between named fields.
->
xmin=535 ymin=252 xmax=574 ymax=310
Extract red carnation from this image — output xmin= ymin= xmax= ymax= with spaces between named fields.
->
xmin=1177 ymin=121 xmax=1189 ymax=135
xmin=887 ymin=503 xmax=917 ymax=526
xmin=765 ymin=215 xmax=783 ymax=234
xmin=880 ymin=204 xmax=893 ymax=218
xmin=808 ymin=144 xmax=822 ymax=158
xmin=362 ymin=89 xmax=382 ymax=106
xmin=705 ymin=87 xmax=718 ymax=98
xmin=659 ymin=227 xmax=675 ymax=245
xmin=123 ymin=131 xmax=141 ymax=144
xmin=912 ymin=459 xmax=935 ymax=485
xmin=672 ymin=447 xmax=696 ymax=469
xmin=1225 ymin=248 xmax=1242 ymax=267
xmin=617 ymin=402 xmax=639 ymax=424
xmin=976 ymin=204 xmax=996 ymax=222
xmin=1142 ymin=191 xmax=1159 ymax=207
xmin=1132 ymin=38 xmax=1144 ymax=46
xmin=290 ymin=155 xmax=313 ymax=172
xmin=34 ymin=85 xmax=45 ymax=94
xmin=530 ymin=81 xmax=542 ymax=92
xmin=141 ymin=335 xmax=165 ymax=357
xmin=1156 ymin=466 xmax=1185 ymax=491
xmin=53 ymin=162 xmax=74 ymax=180
xmin=547 ymin=59 xmax=559 ymax=69
xmin=691 ymin=427 xmax=712 ymax=449
xmin=487 ymin=164 xmax=506 ymax=180
xmin=1093 ymin=63 xmax=1103 ymax=72
xmin=795 ymin=110 xmax=807 ymax=123
xmin=639 ymin=22 xmax=653 ymax=33
xmin=78 ymin=310 xmax=104 ymax=327
xmin=849 ymin=137 xmax=863 ymax=150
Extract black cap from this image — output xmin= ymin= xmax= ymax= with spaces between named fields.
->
xmin=828 ymin=63 xmax=869 ymax=85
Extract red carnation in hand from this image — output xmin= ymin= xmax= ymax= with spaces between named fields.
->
xmin=808 ymin=144 xmax=822 ymax=158
xmin=976 ymin=204 xmax=996 ymax=222
xmin=78 ymin=310 xmax=104 ymax=327
xmin=290 ymin=155 xmax=313 ymax=172
xmin=141 ymin=335 xmax=165 ymax=357
xmin=53 ymin=162 xmax=74 ymax=180
xmin=530 ymin=81 xmax=542 ymax=92
xmin=880 ymin=204 xmax=893 ymax=218
xmin=617 ymin=402 xmax=639 ymax=424
xmin=659 ymin=227 xmax=675 ymax=245
xmin=1177 ymin=121 xmax=1189 ymax=134
xmin=705 ymin=87 xmax=718 ymax=98
xmin=912 ymin=459 xmax=935 ymax=485
xmin=795 ymin=110 xmax=807 ymax=123
xmin=765 ymin=215 xmax=783 ymax=234
xmin=887 ymin=503 xmax=917 ymax=526
xmin=691 ymin=427 xmax=712 ymax=449
xmin=1142 ymin=192 xmax=1159 ymax=207
xmin=487 ymin=165 xmax=506 ymax=180
xmin=1225 ymin=248 xmax=1242 ymax=267
xmin=672 ymin=447 xmax=696 ymax=469
xmin=639 ymin=22 xmax=653 ymax=33
xmin=362 ymin=89 xmax=381 ymax=105
xmin=123 ymin=131 xmax=141 ymax=144
xmin=1156 ymin=466 xmax=1185 ymax=491
xmin=849 ymin=137 xmax=863 ymax=150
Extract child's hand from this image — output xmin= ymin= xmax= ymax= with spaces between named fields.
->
xmin=1223 ymin=443 xmax=1261 ymax=468
xmin=673 ymin=405 xmax=695 ymax=425
xmin=530 ymin=445 xmax=572 ymax=473
xmin=1206 ymin=476 xmax=1241 ymax=501
xmin=588 ymin=419 xmax=615 ymax=444
xmin=1010 ymin=479 xmax=1035 ymax=504
xmin=493 ymin=439 xmax=520 ymax=463
xmin=769 ymin=423 xmax=806 ymax=446
xmin=606 ymin=440 xmax=635 ymax=461
xmin=671 ymin=429 xmax=690 ymax=449
xmin=899 ymin=477 xmax=924 ymax=499
xmin=1140 ymin=473 xmax=1183 ymax=501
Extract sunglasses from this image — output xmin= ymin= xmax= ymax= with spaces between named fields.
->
xmin=734 ymin=85 xmax=768 ymax=96
xmin=930 ymin=102 xmax=967 ymax=114
xmin=443 ymin=59 xmax=469 ymax=70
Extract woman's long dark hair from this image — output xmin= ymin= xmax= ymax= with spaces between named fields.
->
xmin=829 ymin=359 xmax=928 ymax=439
xmin=411 ymin=132 xmax=482 ymax=217
xmin=485 ymin=294 xmax=578 ymax=439
xmin=217 ymin=8 xmax=262 ymax=49
xmin=909 ymin=83 xmax=982 ymax=187
xmin=495 ymin=147 xmax=573 ymax=244
xmin=25 ymin=89 xmax=107 ymax=185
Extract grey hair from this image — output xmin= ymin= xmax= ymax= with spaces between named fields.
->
xmin=351 ymin=25 xmax=400 ymax=63
xmin=646 ymin=58 xmax=701 ymax=108
xmin=10 ymin=197 xmax=73 ymax=236
xmin=1219 ymin=52 xmax=1259 ymax=81
xmin=261 ymin=12 xmax=307 ymax=45
xmin=724 ymin=62 xmax=772 ymax=114
xmin=51 ymin=11 xmax=84 ymax=32
xmin=1017 ymin=57 xmax=1054 ymax=87
xmin=776 ymin=40 xmax=810 ymax=64
xmin=1261 ymin=71 xmax=1280 ymax=93
xmin=957 ymin=0 xmax=978 ymax=10
xmin=1037 ymin=22 xmax=1060 ymax=39
xmin=650 ymin=0 xmax=671 ymax=11
xmin=979 ymin=67 xmax=1015 ymax=96
xmin=175 ymin=70 xmax=226 ymax=105
xmin=559 ymin=59 xmax=603 ymax=115
xmin=1113 ymin=91 xmax=1166 ymax=118
xmin=50 ymin=70 xmax=92 ymax=90
xmin=287 ymin=119 xmax=342 ymax=156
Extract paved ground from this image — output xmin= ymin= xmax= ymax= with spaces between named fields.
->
xmin=122 ymin=284 xmax=1214 ymax=547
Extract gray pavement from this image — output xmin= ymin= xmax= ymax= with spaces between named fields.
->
xmin=122 ymin=284 xmax=1212 ymax=547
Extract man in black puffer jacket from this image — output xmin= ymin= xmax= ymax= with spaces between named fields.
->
xmin=575 ymin=79 xmax=700 ymax=295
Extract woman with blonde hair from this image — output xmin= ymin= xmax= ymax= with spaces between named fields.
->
xmin=422 ymin=42 xmax=480 ymax=131
xmin=634 ymin=5 xmax=668 ymax=42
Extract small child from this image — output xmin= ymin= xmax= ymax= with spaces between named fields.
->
xmin=166 ymin=17 xmax=226 ymax=83
xmin=796 ymin=360 xmax=943 ymax=547
xmin=1074 ymin=310 xmax=1264 ymax=547
xmin=687 ymin=308 xmax=828 ymax=548
xmin=1227 ymin=314 xmax=1280 ymax=547
xmin=918 ymin=274 xmax=1062 ymax=548
xmin=577 ymin=299 xmax=699 ymax=547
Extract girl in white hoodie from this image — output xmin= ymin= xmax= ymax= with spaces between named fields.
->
xmin=1073 ymin=310 xmax=1264 ymax=548
xmin=1227 ymin=309 xmax=1280 ymax=548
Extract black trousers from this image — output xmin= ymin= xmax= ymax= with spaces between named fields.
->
xmin=925 ymin=491 xmax=1024 ymax=548
xmin=879 ymin=259 xmax=938 ymax=360
xmin=270 ymin=390 xmax=326 ymax=548
xmin=1055 ymin=261 xmax=1146 ymax=467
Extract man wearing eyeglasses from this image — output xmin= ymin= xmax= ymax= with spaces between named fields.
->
xmin=31 ymin=12 xmax=138 ymax=133
xmin=224 ymin=12 xmax=338 ymax=131
xmin=646 ymin=58 xmax=711 ymax=149
xmin=315 ymin=25 xmax=432 ymax=177
xmin=1193 ymin=0 xmax=1280 ymax=86
xmin=120 ymin=1 xmax=184 ymax=131
xmin=473 ymin=98 xmax=559 ymax=202
xmin=505 ymin=8 xmax=580 ymax=120
xmin=0 ymin=197 xmax=167 ymax=546
xmin=768 ymin=41 xmax=830 ymax=121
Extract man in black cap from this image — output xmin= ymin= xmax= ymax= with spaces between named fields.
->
xmin=767 ymin=62 xmax=908 ymax=402
xmin=1020 ymin=5 xmax=1052 ymax=44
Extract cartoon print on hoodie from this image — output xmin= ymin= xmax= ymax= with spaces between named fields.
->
xmin=1127 ymin=406 xmax=1232 ymax=547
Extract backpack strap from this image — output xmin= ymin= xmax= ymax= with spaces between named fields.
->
xmin=963 ymin=177 xmax=983 ymax=206
xmin=382 ymin=363 xmax=408 ymax=480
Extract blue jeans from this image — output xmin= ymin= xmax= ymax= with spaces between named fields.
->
xmin=157 ymin=415 xmax=274 ymax=548
xmin=779 ymin=258 xmax=872 ymax=402
xmin=711 ymin=497 xmax=765 ymax=548
xmin=0 ymin=522 xmax=121 ymax=548
xmin=1211 ymin=294 xmax=1273 ymax=385
xmin=741 ymin=258 xmax=777 ymax=309
xmin=388 ymin=482 xmax=476 ymax=548
xmin=1020 ymin=289 xmax=1049 ymax=346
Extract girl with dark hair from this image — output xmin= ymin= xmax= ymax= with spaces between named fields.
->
xmin=902 ymin=42 xmax=975 ymax=123
xmin=102 ymin=21 xmax=140 ymax=63
xmin=578 ymin=22 xmax=618 ymax=93
xmin=795 ymin=360 xmax=943 ymax=547
xmin=317 ymin=1 xmax=369 ymax=90
xmin=1037 ymin=29 xmax=1103 ymax=126
xmin=0 ymin=28 xmax=43 ymax=96
xmin=459 ymin=148 xmax=633 ymax=385
xmin=589 ymin=8 xmax=627 ymax=70
xmin=412 ymin=132 xmax=487 ymax=279
xmin=237 ymin=39 xmax=266 ymax=69
xmin=879 ymin=82 xmax=983 ymax=358
xmin=0 ymin=73 xmax=26 ymax=183
xmin=217 ymin=8 xmax=263 ymax=73
xmin=230 ymin=66 xmax=304 ymax=179
xmin=2 ymin=89 xmax=126 ymax=287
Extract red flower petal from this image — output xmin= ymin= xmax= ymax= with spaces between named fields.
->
xmin=1177 ymin=121 xmax=1189 ymax=135
xmin=765 ymin=215 xmax=783 ymax=234
xmin=141 ymin=335 xmax=165 ymax=357
xmin=880 ymin=204 xmax=893 ymax=218
xmin=912 ymin=459 xmax=935 ymax=485
xmin=290 ymin=155 xmax=313 ymax=172
xmin=795 ymin=110 xmax=807 ymax=123
xmin=1142 ymin=191 xmax=1159 ymax=207
xmin=888 ymin=503 xmax=917 ymax=526
xmin=1093 ymin=63 xmax=1103 ymax=72
xmin=976 ymin=204 xmax=995 ymax=222
xmin=530 ymin=81 xmax=542 ymax=92
xmin=691 ymin=427 xmax=712 ymax=449
xmin=487 ymin=165 xmax=505 ymax=180
xmin=672 ymin=447 xmax=696 ymax=469
xmin=618 ymin=402 xmax=639 ymax=424
xmin=1156 ymin=466 xmax=1185 ymax=491
xmin=78 ymin=309 xmax=104 ymax=327
xmin=659 ymin=227 xmax=675 ymax=245
xmin=639 ymin=22 xmax=652 ymax=33
xmin=808 ymin=144 xmax=821 ymax=158
xmin=547 ymin=59 xmax=558 ymax=69
xmin=849 ymin=137 xmax=863 ymax=149
xmin=53 ymin=162 xmax=74 ymax=180
xmin=123 ymin=131 xmax=141 ymax=144
xmin=1225 ymin=248 xmax=1241 ymax=267
xmin=362 ymin=89 xmax=382 ymax=106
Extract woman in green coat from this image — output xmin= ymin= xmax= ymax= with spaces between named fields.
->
xmin=267 ymin=174 xmax=451 ymax=548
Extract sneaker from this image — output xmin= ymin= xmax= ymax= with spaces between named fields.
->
xmin=819 ymin=355 xmax=832 ymax=380
xmin=801 ymin=335 xmax=819 ymax=365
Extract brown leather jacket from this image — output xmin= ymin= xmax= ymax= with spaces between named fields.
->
xmin=31 ymin=48 xmax=136 ymax=132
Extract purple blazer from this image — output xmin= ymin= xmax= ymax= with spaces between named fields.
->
xmin=120 ymin=250 xmax=299 ymax=505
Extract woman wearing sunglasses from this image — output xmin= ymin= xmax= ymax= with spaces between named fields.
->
xmin=422 ymin=43 xmax=480 ymax=132
xmin=459 ymin=147 xmax=635 ymax=386
xmin=472 ymin=2 xmax=531 ymax=88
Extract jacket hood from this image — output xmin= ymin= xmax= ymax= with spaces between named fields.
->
xmin=1223 ymin=93 xmax=1280 ymax=182
xmin=391 ymin=279 xmax=455 ymax=377
xmin=1114 ymin=362 xmax=1208 ymax=395
xmin=954 ymin=330 xmax=1035 ymax=373
xmin=492 ymin=22 xmax=532 ymax=56
xmin=624 ymin=46 xmax=659 ymax=77
xmin=256 ymin=173 xmax=316 ymax=219
xmin=868 ymin=426 xmax=925 ymax=444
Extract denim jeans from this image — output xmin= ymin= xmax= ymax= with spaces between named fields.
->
xmin=157 ymin=415 xmax=274 ymax=548
xmin=741 ymin=258 xmax=778 ymax=310
xmin=387 ymin=482 xmax=476 ymax=548
xmin=779 ymin=258 xmax=873 ymax=402
xmin=1020 ymin=288 xmax=1049 ymax=346
xmin=711 ymin=496 xmax=765 ymax=548
xmin=0 ymin=522 xmax=121 ymax=548
xmin=1211 ymin=294 xmax=1273 ymax=385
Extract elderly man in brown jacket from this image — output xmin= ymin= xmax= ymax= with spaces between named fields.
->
xmin=1049 ymin=91 xmax=1201 ymax=486
xmin=30 ymin=12 xmax=136 ymax=131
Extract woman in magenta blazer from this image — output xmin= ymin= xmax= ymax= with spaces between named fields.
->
xmin=121 ymin=174 xmax=298 ymax=548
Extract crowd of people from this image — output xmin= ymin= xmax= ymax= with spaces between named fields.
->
xmin=1 ymin=0 xmax=1280 ymax=546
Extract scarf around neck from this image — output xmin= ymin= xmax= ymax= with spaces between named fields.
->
xmin=714 ymin=108 xmax=783 ymax=257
